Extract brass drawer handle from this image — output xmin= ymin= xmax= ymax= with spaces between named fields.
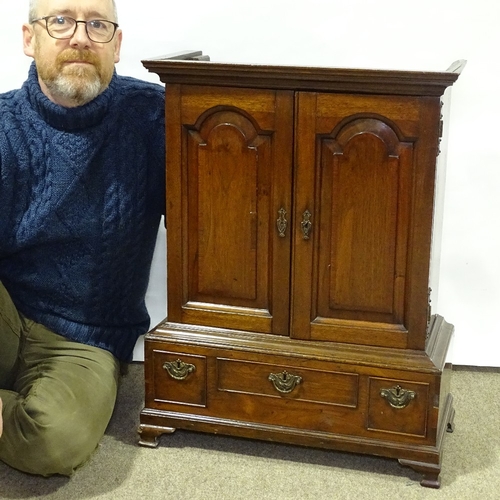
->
xmin=277 ymin=207 xmax=288 ymax=237
xmin=163 ymin=359 xmax=196 ymax=381
xmin=268 ymin=370 xmax=302 ymax=394
xmin=301 ymin=210 xmax=312 ymax=240
xmin=380 ymin=385 xmax=416 ymax=409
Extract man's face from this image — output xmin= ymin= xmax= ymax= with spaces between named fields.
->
xmin=23 ymin=0 xmax=122 ymax=107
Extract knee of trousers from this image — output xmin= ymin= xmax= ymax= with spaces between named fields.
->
xmin=1 ymin=393 xmax=114 ymax=477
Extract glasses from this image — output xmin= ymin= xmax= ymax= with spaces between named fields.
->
xmin=31 ymin=15 xmax=118 ymax=43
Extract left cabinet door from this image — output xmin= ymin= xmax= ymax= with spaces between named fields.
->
xmin=165 ymin=85 xmax=294 ymax=335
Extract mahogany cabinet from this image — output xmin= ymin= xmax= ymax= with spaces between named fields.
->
xmin=139 ymin=53 xmax=464 ymax=488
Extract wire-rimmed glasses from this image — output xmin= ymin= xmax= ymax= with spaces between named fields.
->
xmin=31 ymin=15 xmax=119 ymax=43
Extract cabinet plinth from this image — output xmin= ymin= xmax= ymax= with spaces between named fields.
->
xmin=139 ymin=56 xmax=463 ymax=488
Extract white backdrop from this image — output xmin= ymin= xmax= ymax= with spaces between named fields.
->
xmin=1 ymin=1 xmax=498 ymax=366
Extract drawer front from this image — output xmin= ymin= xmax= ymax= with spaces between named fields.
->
xmin=217 ymin=358 xmax=359 ymax=408
xmin=367 ymin=377 xmax=430 ymax=437
xmin=151 ymin=349 xmax=207 ymax=407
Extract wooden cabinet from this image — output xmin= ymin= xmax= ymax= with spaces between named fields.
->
xmin=139 ymin=54 xmax=464 ymax=488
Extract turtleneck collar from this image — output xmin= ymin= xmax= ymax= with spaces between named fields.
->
xmin=24 ymin=61 xmax=116 ymax=131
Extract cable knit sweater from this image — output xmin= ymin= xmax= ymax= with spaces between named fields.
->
xmin=0 ymin=63 xmax=165 ymax=361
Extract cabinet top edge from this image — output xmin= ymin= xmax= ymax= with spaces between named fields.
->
xmin=141 ymin=59 xmax=463 ymax=96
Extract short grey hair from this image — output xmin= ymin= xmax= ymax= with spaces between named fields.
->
xmin=29 ymin=0 xmax=118 ymax=22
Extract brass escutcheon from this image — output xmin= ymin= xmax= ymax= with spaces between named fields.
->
xmin=268 ymin=370 xmax=302 ymax=394
xmin=380 ymin=385 xmax=416 ymax=409
xmin=277 ymin=207 xmax=288 ymax=237
xmin=301 ymin=210 xmax=312 ymax=240
xmin=163 ymin=359 xmax=196 ymax=380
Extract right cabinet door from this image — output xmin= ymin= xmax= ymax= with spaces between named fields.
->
xmin=291 ymin=92 xmax=441 ymax=350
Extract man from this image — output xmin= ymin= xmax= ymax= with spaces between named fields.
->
xmin=0 ymin=0 xmax=165 ymax=475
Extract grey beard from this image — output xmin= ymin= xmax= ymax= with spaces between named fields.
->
xmin=45 ymin=74 xmax=104 ymax=107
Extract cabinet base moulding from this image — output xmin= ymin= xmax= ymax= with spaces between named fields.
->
xmin=138 ymin=393 xmax=454 ymax=489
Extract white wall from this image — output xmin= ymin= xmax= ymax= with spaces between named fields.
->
xmin=1 ymin=1 xmax=498 ymax=367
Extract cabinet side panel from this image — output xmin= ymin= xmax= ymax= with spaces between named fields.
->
xmin=165 ymin=85 xmax=184 ymax=322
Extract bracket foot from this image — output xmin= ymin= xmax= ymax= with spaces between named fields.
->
xmin=138 ymin=423 xmax=176 ymax=448
xmin=399 ymin=459 xmax=441 ymax=489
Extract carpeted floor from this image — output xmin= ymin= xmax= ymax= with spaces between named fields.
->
xmin=0 ymin=364 xmax=498 ymax=500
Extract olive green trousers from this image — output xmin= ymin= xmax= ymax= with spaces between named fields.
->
xmin=0 ymin=282 xmax=120 ymax=476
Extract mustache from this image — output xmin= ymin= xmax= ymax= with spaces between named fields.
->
xmin=56 ymin=49 xmax=100 ymax=66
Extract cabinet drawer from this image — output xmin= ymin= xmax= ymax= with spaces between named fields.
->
xmin=367 ymin=377 xmax=430 ymax=437
xmin=217 ymin=358 xmax=359 ymax=408
xmin=151 ymin=350 xmax=207 ymax=407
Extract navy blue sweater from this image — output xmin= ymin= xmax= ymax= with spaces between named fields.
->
xmin=0 ymin=63 xmax=165 ymax=361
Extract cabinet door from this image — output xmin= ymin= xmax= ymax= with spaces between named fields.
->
xmin=165 ymin=85 xmax=294 ymax=335
xmin=291 ymin=92 xmax=441 ymax=349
